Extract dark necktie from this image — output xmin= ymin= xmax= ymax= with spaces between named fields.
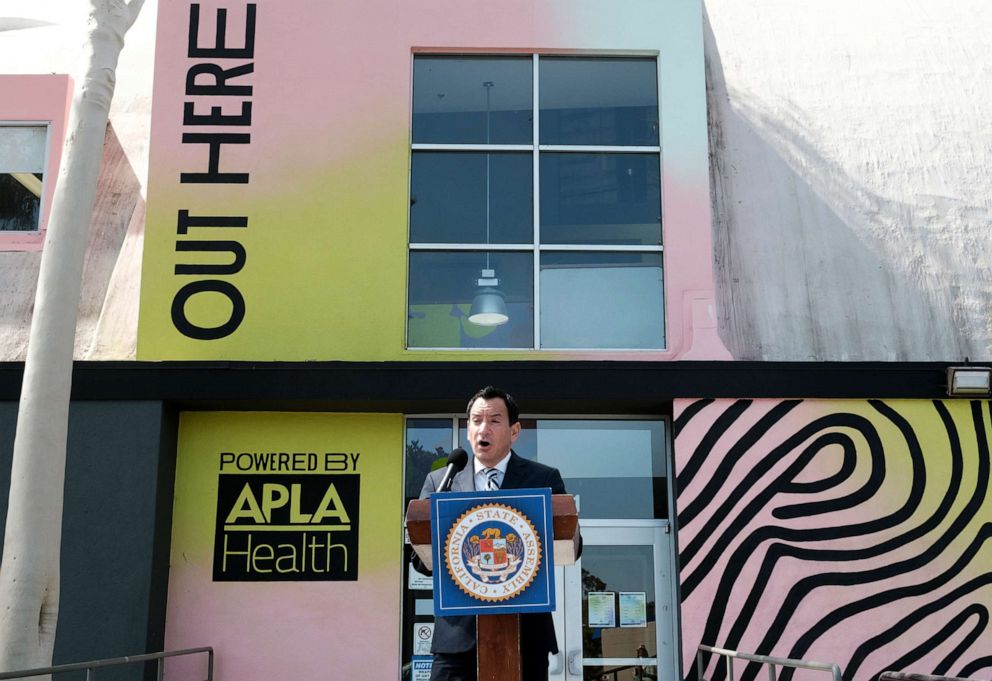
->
xmin=484 ymin=468 xmax=500 ymax=490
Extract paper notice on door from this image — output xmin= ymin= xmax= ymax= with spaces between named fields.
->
xmin=587 ymin=591 xmax=616 ymax=628
xmin=408 ymin=564 xmax=433 ymax=591
xmin=413 ymin=623 xmax=435 ymax=655
xmin=412 ymin=657 xmax=432 ymax=681
xmin=619 ymin=591 xmax=647 ymax=627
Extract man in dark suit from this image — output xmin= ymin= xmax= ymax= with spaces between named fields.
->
xmin=418 ymin=386 xmax=571 ymax=681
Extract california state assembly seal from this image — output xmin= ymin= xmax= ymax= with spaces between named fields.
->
xmin=444 ymin=503 xmax=542 ymax=602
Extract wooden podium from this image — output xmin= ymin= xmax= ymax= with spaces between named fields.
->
xmin=406 ymin=494 xmax=580 ymax=681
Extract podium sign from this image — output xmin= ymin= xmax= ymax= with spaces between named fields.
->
xmin=431 ymin=488 xmax=556 ymax=617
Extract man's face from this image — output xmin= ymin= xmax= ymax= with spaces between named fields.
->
xmin=467 ymin=396 xmax=520 ymax=467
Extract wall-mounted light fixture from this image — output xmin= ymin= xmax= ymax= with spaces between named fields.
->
xmin=946 ymin=366 xmax=992 ymax=396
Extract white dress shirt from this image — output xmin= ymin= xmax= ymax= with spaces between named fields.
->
xmin=473 ymin=450 xmax=511 ymax=490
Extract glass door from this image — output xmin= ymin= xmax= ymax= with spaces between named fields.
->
xmin=551 ymin=521 xmax=678 ymax=681
xmin=402 ymin=416 xmax=676 ymax=681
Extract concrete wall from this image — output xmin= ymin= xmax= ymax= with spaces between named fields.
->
xmin=0 ymin=401 xmax=176 ymax=676
xmin=706 ymin=0 xmax=992 ymax=360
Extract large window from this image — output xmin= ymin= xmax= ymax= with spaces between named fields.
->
xmin=408 ymin=55 xmax=665 ymax=350
xmin=0 ymin=124 xmax=48 ymax=232
xmin=404 ymin=416 xmax=669 ymax=519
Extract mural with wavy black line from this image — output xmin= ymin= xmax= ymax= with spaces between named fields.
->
xmin=673 ymin=399 xmax=992 ymax=681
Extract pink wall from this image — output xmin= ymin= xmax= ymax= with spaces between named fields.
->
xmin=0 ymin=74 xmax=72 ymax=250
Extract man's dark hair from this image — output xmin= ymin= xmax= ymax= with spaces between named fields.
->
xmin=466 ymin=385 xmax=520 ymax=425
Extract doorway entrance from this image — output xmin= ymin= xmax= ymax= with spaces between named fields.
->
xmin=402 ymin=416 xmax=681 ymax=681
xmin=551 ymin=521 xmax=678 ymax=681
xmin=548 ymin=520 xmax=679 ymax=681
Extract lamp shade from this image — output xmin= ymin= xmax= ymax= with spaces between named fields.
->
xmin=468 ymin=289 xmax=508 ymax=326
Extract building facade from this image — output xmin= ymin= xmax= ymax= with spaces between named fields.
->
xmin=0 ymin=1 xmax=989 ymax=680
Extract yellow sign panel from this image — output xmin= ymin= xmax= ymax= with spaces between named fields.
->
xmin=166 ymin=411 xmax=403 ymax=679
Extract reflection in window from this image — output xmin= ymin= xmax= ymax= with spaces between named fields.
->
xmin=0 ymin=125 xmax=47 ymax=232
xmin=540 ymin=57 xmax=659 ymax=147
xmin=401 ymin=419 xmax=454 ymax=681
xmin=412 ymin=57 xmax=532 ymax=145
xmin=408 ymin=250 xmax=534 ymax=348
xmin=410 ymin=152 xmax=532 ymax=244
xmin=540 ymin=252 xmax=664 ymax=349
xmin=540 ymin=153 xmax=661 ymax=246
xmin=404 ymin=418 xmax=453 ymax=501
xmin=458 ymin=418 xmax=667 ymax=519
xmin=582 ymin=545 xmax=657 ymax=676
xmin=409 ymin=55 xmax=664 ymax=350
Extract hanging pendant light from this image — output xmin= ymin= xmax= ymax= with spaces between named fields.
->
xmin=467 ymin=80 xmax=510 ymax=328
xmin=468 ymin=268 xmax=508 ymax=326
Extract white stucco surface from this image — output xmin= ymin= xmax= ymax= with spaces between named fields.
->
xmin=706 ymin=0 xmax=992 ymax=360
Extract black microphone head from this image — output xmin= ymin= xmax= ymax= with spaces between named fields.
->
xmin=448 ymin=447 xmax=469 ymax=471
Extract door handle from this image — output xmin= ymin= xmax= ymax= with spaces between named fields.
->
xmin=548 ymin=652 xmax=563 ymax=675
xmin=567 ymin=650 xmax=582 ymax=676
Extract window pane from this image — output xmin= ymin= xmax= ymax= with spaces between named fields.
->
xmin=408 ymin=250 xmax=533 ymax=348
xmin=0 ymin=174 xmax=42 ymax=231
xmin=581 ymin=545 xmax=658 ymax=664
xmin=410 ymin=152 xmax=532 ymax=244
xmin=539 ymin=420 xmax=666 ymax=519
xmin=405 ymin=419 xmax=453 ymax=502
xmin=540 ymin=153 xmax=661 ymax=245
xmin=0 ymin=125 xmax=46 ymax=232
xmin=458 ymin=419 xmax=667 ymax=519
xmin=0 ymin=125 xmax=46 ymax=172
xmin=540 ymin=57 xmax=659 ymax=146
xmin=540 ymin=252 xmax=664 ymax=349
xmin=402 ymin=422 xmax=451 ymax=681
xmin=413 ymin=57 xmax=532 ymax=144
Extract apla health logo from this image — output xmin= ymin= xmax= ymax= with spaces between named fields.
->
xmin=445 ymin=503 xmax=542 ymax=602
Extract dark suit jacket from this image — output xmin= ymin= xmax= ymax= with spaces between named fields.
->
xmin=418 ymin=451 xmax=569 ymax=657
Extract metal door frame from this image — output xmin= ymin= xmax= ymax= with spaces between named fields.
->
xmin=550 ymin=519 xmax=680 ymax=681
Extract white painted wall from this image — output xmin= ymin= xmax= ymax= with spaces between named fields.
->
xmin=706 ymin=0 xmax=992 ymax=360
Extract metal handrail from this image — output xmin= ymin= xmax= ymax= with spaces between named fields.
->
xmin=880 ymin=673 xmax=977 ymax=681
xmin=697 ymin=644 xmax=842 ymax=681
xmin=0 ymin=646 xmax=213 ymax=681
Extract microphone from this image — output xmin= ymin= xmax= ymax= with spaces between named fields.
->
xmin=437 ymin=448 xmax=469 ymax=492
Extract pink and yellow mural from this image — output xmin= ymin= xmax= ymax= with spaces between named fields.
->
xmin=165 ymin=412 xmax=403 ymax=681
xmin=137 ymin=0 xmax=726 ymax=361
xmin=674 ymin=398 xmax=992 ymax=681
